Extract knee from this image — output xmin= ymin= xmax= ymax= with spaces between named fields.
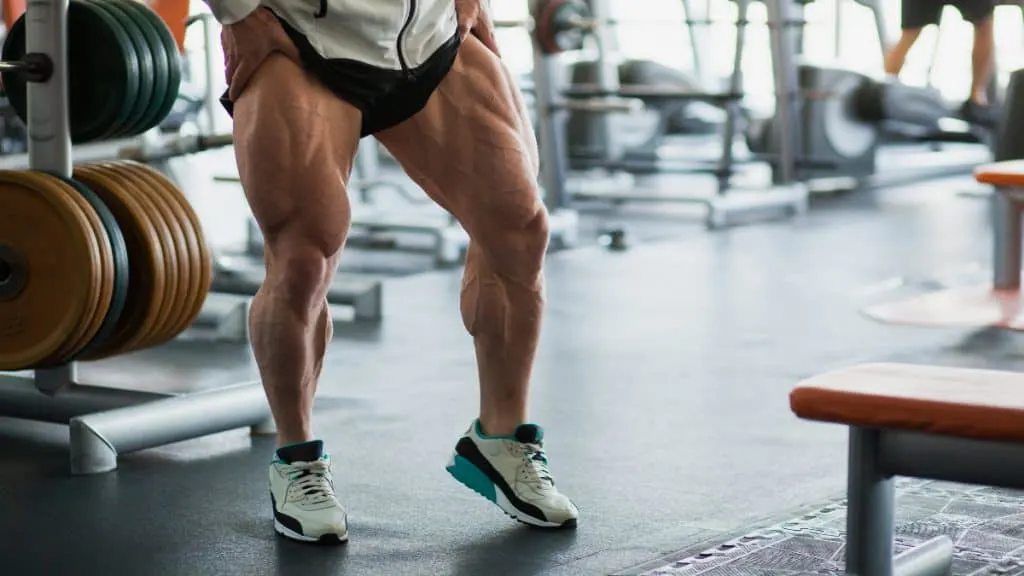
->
xmin=479 ymin=204 xmax=550 ymax=286
xmin=264 ymin=234 xmax=342 ymax=313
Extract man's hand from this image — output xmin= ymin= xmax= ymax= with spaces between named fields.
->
xmin=455 ymin=0 xmax=501 ymax=57
xmin=222 ymin=8 xmax=301 ymax=101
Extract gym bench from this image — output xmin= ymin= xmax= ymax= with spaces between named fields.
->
xmin=790 ymin=362 xmax=1024 ymax=575
xmin=860 ymin=159 xmax=1024 ymax=329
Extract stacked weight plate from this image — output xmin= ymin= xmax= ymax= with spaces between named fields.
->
xmin=0 ymin=162 xmax=212 ymax=370
xmin=1 ymin=0 xmax=181 ymax=143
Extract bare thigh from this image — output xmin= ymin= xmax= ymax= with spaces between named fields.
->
xmin=375 ymin=35 xmax=543 ymax=243
xmin=231 ymin=54 xmax=362 ymax=257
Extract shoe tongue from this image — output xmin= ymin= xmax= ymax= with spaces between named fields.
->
xmin=514 ymin=424 xmax=543 ymax=444
xmin=276 ymin=440 xmax=324 ymax=464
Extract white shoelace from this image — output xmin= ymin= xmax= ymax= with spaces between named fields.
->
xmin=518 ymin=442 xmax=554 ymax=488
xmin=286 ymin=460 xmax=335 ymax=505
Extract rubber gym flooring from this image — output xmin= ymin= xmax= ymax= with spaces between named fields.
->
xmin=3 ymin=166 xmax=1024 ymax=575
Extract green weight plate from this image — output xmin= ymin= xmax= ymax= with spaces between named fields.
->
xmin=80 ymin=0 xmax=143 ymax=141
xmin=116 ymin=0 xmax=171 ymax=134
xmin=87 ymin=0 xmax=155 ymax=139
xmin=42 ymin=171 xmax=129 ymax=359
xmin=1 ymin=2 xmax=141 ymax=143
xmin=124 ymin=0 xmax=181 ymax=130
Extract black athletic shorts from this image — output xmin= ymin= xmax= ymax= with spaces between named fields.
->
xmin=220 ymin=15 xmax=461 ymax=137
xmin=901 ymin=0 xmax=996 ymax=28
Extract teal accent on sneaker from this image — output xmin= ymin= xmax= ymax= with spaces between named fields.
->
xmin=474 ymin=420 xmax=544 ymax=443
xmin=447 ymin=455 xmax=497 ymax=503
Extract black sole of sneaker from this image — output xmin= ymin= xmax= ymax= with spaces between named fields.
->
xmin=275 ymin=530 xmax=349 ymax=545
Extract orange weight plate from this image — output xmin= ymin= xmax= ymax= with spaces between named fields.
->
xmin=32 ymin=172 xmax=115 ymax=364
xmin=98 ymin=161 xmax=194 ymax=347
xmin=119 ymin=160 xmax=212 ymax=338
xmin=113 ymin=161 xmax=205 ymax=340
xmin=89 ymin=163 xmax=188 ymax=350
xmin=0 ymin=170 xmax=101 ymax=369
xmin=76 ymin=163 xmax=176 ymax=355
xmin=73 ymin=164 xmax=167 ymax=360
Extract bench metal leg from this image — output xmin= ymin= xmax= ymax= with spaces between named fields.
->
xmin=993 ymin=191 xmax=1022 ymax=290
xmin=846 ymin=428 xmax=953 ymax=576
xmin=846 ymin=427 xmax=896 ymax=575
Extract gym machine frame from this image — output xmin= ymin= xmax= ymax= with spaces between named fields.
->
xmin=0 ymin=0 xmax=273 ymax=475
xmin=549 ymin=0 xmax=808 ymax=229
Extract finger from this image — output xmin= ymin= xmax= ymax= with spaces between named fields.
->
xmin=472 ymin=24 xmax=501 ymax=58
xmin=476 ymin=10 xmax=502 ymax=56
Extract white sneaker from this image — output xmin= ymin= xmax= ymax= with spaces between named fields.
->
xmin=269 ymin=453 xmax=348 ymax=543
xmin=446 ymin=421 xmax=579 ymax=528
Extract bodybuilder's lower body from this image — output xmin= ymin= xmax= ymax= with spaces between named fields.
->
xmin=221 ymin=9 xmax=577 ymax=539
xmin=884 ymin=0 xmax=996 ymax=124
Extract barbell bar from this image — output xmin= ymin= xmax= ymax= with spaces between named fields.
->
xmin=492 ymin=16 xmax=718 ymax=29
xmin=0 ymin=53 xmax=53 ymax=83
xmin=551 ymin=97 xmax=645 ymax=113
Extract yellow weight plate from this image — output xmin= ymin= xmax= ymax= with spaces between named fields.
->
xmin=73 ymin=164 xmax=168 ymax=359
xmin=101 ymin=161 xmax=195 ymax=345
xmin=89 ymin=163 xmax=186 ymax=350
xmin=34 ymin=172 xmax=115 ymax=364
xmin=76 ymin=163 xmax=176 ymax=354
xmin=0 ymin=170 xmax=101 ymax=369
xmin=119 ymin=160 xmax=212 ymax=339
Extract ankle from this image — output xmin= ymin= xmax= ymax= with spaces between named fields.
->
xmin=277 ymin=431 xmax=314 ymax=447
xmin=477 ymin=416 xmax=525 ymax=437
xmin=971 ymin=93 xmax=989 ymax=107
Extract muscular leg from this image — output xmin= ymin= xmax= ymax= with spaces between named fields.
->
xmin=970 ymin=16 xmax=995 ymax=105
xmin=232 ymin=54 xmax=361 ymax=446
xmin=375 ymin=36 xmax=576 ymax=528
xmin=377 ymin=37 xmax=546 ymax=438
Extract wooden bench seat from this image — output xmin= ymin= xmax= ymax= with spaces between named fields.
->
xmin=790 ymin=362 xmax=1024 ymax=443
xmin=788 ymin=362 xmax=1024 ymax=575
xmin=975 ymin=159 xmax=1024 ymax=187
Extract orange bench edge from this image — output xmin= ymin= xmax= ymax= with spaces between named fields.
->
xmin=975 ymin=160 xmax=1024 ymax=186
xmin=789 ymin=363 xmax=1024 ymax=443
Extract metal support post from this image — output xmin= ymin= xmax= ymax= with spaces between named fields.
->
xmin=532 ymin=50 xmax=570 ymax=212
xmin=199 ymin=13 xmax=220 ymax=134
xmin=992 ymin=191 xmax=1022 ymax=289
xmin=530 ymin=17 xmax=580 ymax=248
xmin=845 ymin=428 xmax=897 ymax=576
xmin=714 ymin=0 xmax=748 ymax=193
xmin=765 ymin=0 xmax=801 ymax=185
xmin=846 ymin=428 xmax=953 ymax=576
xmin=530 ymin=0 xmax=580 ymax=245
xmin=679 ymin=0 xmax=709 ymax=87
xmin=26 ymin=0 xmax=72 ymax=177
xmin=586 ymin=0 xmax=621 ymax=164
